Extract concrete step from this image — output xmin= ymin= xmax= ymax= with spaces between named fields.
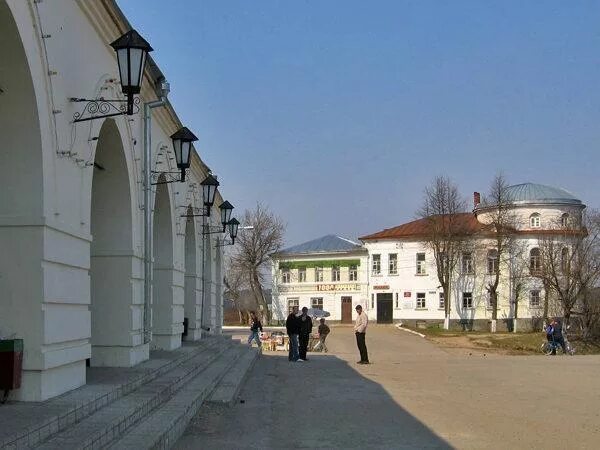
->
xmin=207 ymin=347 xmax=260 ymax=406
xmin=34 ymin=339 xmax=233 ymax=450
xmin=0 ymin=336 xmax=225 ymax=449
xmin=109 ymin=345 xmax=260 ymax=450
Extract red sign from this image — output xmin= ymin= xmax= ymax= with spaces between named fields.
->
xmin=373 ymin=285 xmax=389 ymax=290
xmin=404 ymin=292 xmax=411 ymax=297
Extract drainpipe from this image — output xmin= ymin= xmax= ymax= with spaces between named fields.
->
xmin=143 ymin=81 xmax=170 ymax=344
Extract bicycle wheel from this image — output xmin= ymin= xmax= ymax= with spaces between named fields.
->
xmin=541 ymin=342 xmax=553 ymax=355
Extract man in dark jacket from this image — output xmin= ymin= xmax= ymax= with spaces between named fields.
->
xmin=551 ymin=317 xmax=567 ymax=355
xmin=298 ymin=307 xmax=313 ymax=361
xmin=247 ymin=311 xmax=263 ymax=348
xmin=286 ymin=306 xmax=300 ymax=361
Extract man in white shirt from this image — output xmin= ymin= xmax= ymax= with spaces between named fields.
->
xmin=354 ymin=305 xmax=369 ymax=364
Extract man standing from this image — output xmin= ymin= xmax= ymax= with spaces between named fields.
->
xmin=286 ymin=306 xmax=300 ymax=362
xmin=298 ymin=307 xmax=313 ymax=361
xmin=551 ymin=317 xmax=567 ymax=355
xmin=354 ymin=305 xmax=369 ymax=364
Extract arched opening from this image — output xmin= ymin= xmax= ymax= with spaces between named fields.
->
xmin=152 ymin=180 xmax=181 ymax=349
xmin=0 ymin=1 xmax=46 ymax=399
xmin=183 ymin=209 xmax=200 ymax=340
xmin=529 ymin=247 xmax=541 ymax=275
xmin=90 ymin=119 xmax=139 ymax=366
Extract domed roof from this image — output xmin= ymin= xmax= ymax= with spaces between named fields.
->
xmin=505 ymin=183 xmax=582 ymax=206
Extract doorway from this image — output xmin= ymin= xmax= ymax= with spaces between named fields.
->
xmin=376 ymin=293 xmax=393 ymax=323
xmin=341 ymin=297 xmax=353 ymax=323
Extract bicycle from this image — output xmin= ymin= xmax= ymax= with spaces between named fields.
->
xmin=541 ymin=338 xmax=575 ymax=355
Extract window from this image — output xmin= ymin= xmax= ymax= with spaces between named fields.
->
xmin=372 ymin=254 xmax=381 ymax=275
xmin=332 ymin=265 xmax=340 ymax=282
xmin=529 ymin=248 xmax=541 ymax=274
xmin=287 ymin=298 xmax=299 ymax=314
xmin=530 ymin=290 xmax=541 ymax=308
xmin=462 ymin=252 xmax=473 ymax=274
xmin=416 ymin=293 xmax=426 ymax=309
xmin=349 ymin=265 xmax=358 ymax=281
xmin=395 ymin=292 xmax=399 ymax=308
xmin=530 ymin=213 xmax=541 ymax=228
xmin=487 ymin=249 xmax=498 ymax=274
xmin=439 ymin=292 xmax=445 ymax=309
xmin=561 ymin=213 xmax=569 ymax=227
xmin=389 ymin=253 xmax=398 ymax=275
xmin=311 ymin=297 xmax=323 ymax=310
xmin=298 ymin=267 xmax=306 ymax=283
xmin=416 ymin=253 xmax=426 ymax=275
xmin=281 ymin=269 xmax=291 ymax=283
xmin=315 ymin=267 xmax=324 ymax=282
xmin=462 ymin=292 xmax=473 ymax=309
xmin=561 ymin=247 xmax=569 ymax=273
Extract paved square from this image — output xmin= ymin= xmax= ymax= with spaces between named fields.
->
xmin=177 ymin=326 xmax=600 ymax=449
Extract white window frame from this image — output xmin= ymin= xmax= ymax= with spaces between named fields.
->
xmin=530 ymin=248 xmax=541 ymax=274
xmin=561 ymin=213 xmax=569 ymax=227
xmin=311 ymin=297 xmax=323 ymax=310
xmin=332 ymin=265 xmax=340 ymax=282
xmin=462 ymin=252 xmax=473 ymax=274
xmin=315 ymin=267 xmax=324 ymax=282
xmin=298 ymin=267 xmax=306 ymax=283
xmin=372 ymin=254 xmax=381 ymax=275
xmin=529 ymin=290 xmax=541 ymax=308
xmin=287 ymin=298 xmax=299 ymax=314
xmin=487 ymin=250 xmax=498 ymax=275
xmin=439 ymin=292 xmax=445 ymax=310
xmin=416 ymin=292 xmax=426 ymax=309
xmin=281 ymin=269 xmax=291 ymax=283
xmin=389 ymin=253 xmax=398 ymax=275
xmin=462 ymin=292 xmax=473 ymax=309
xmin=349 ymin=265 xmax=358 ymax=281
xmin=416 ymin=253 xmax=426 ymax=275
xmin=530 ymin=213 xmax=541 ymax=228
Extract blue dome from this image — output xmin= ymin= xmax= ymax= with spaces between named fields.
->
xmin=505 ymin=183 xmax=582 ymax=206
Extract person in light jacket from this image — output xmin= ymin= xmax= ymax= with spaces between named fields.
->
xmin=354 ymin=305 xmax=369 ymax=364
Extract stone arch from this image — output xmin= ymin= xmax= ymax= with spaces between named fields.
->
xmin=89 ymin=118 xmax=145 ymax=366
xmin=0 ymin=0 xmax=48 ymax=399
xmin=183 ymin=206 xmax=201 ymax=340
xmin=152 ymin=176 xmax=181 ymax=349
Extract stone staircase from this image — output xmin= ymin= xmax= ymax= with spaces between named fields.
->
xmin=0 ymin=336 xmax=259 ymax=450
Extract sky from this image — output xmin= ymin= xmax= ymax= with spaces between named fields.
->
xmin=118 ymin=0 xmax=600 ymax=248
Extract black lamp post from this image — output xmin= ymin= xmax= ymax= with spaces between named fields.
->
xmin=219 ymin=201 xmax=234 ymax=232
xmin=201 ymin=175 xmax=219 ymax=216
xmin=110 ymin=29 xmax=153 ymax=115
xmin=227 ymin=218 xmax=240 ymax=244
xmin=170 ymin=127 xmax=198 ymax=182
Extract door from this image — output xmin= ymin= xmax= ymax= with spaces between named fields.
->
xmin=377 ymin=293 xmax=393 ymax=323
xmin=341 ymin=297 xmax=353 ymax=324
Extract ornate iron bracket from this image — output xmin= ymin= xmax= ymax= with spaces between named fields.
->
xmin=180 ymin=205 xmax=211 ymax=218
xmin=70 ymin=96 xmax=140 ymax=123
xmin=202 ymin=224 xmax=226 ymax=235
xmin=151 ymin=170 xmax=185 ymax=185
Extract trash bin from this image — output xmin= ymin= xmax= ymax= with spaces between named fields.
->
xmin=0 ymin=339 xmax=23 ymax=402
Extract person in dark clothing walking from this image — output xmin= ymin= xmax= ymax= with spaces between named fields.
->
xmin=247 ymin=311 xmax=263 ymax=348
xmin=286 ymin=306 xmax=300 ymax=361
xmin=551 ymin=317 xmax=567 ymax=355
xmin=298 ymin=307 xmax=312 ymax=361
xmin=354 ymin=304 xmax=369 ymax=364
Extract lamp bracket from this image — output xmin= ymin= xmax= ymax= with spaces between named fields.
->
xmin=151 ymin=170 xmax=185 ymax=185
xmin=180 ymin=205 xmax=210 ymax=217
xmin=202 ymin=224 xmax=225 ymax=235
xmin=216 ymin=239 xmax=235 ymax=247
xmin=70 ymin=96 xmax=140 ymax=123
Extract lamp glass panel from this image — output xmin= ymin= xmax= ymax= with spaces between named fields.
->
xmin=228 ymin=221 xmax=239 ymax=239
xmin=117 ymin=48 xmax=129 ymax=90
xmin=221 ymin=207 xmax=232 ymax=226
xmin=128 ymin=48 xmax=144 ymax=89
xmin=173 ymin=139 xmax=182 ymax=166
xmin=204 ymin=185 xmax=216 ymax=206
xmin=181 ymin=141 xmax=191 ymax=168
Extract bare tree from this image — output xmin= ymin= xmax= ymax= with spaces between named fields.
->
xmin=508 ymin=242 xmax=529 ymax=332
xmin=418 ymin=176 xmax=469 ymax=330
xmin=231 ymin=203 xmax=285 ymax=324
xmin=536 ymin=210 xmax=600 ymax=336
xmin=481 ymin=174 xmax=519 ymax=332
xmin=223 ymin=256 xmax=249 ymax=324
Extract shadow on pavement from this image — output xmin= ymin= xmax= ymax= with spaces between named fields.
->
xmin=176 ymin=352 xmax=452 ymax=449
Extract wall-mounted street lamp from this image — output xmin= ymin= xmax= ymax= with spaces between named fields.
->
xmin=151 ymin=127 xmax=198 ymax=184
xmin=217 ymin=218 xmax=240 ymax=247
xmin=71 ymin=29 xmax=153 ymax=122
xmin=219 ymin=201 xmax=234 ymax=231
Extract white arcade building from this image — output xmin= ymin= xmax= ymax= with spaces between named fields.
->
xmin=0 ymin=0 xmax=235 ymax=401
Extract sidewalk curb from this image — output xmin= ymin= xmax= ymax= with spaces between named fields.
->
xmin=395 ymin=324 xmax=426 ymax=338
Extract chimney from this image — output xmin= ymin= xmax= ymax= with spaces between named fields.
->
xmin=473 ymin=192 xmax=481 ymax=208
